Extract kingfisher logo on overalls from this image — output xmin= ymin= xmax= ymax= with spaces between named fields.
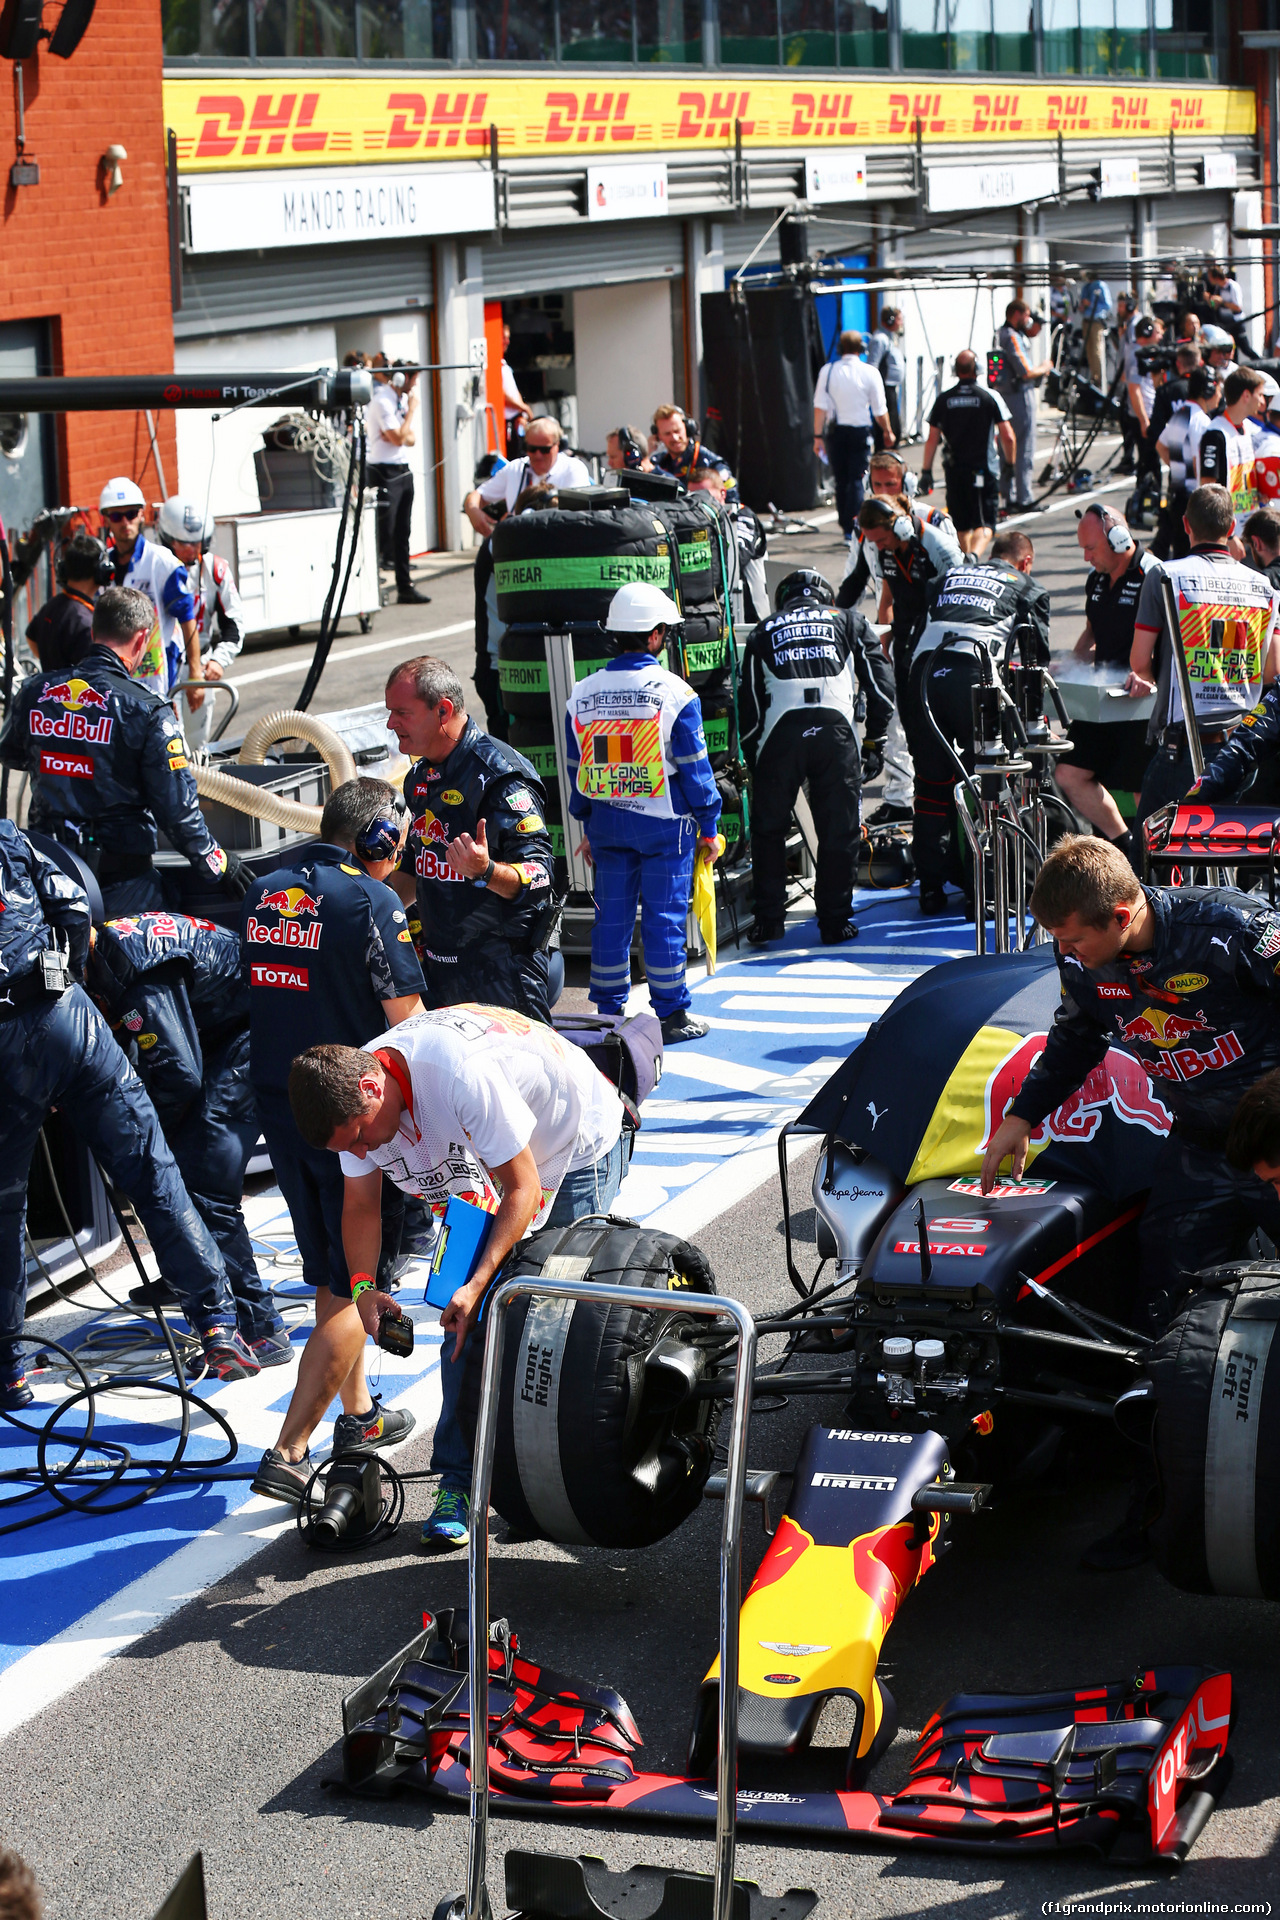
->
xmin=574 ymin=714 xmax=665 ymax=802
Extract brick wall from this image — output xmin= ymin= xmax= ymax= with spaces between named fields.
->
xmin=0 ymin=0 xmax=175 ymax=509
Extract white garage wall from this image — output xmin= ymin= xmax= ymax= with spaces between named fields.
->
xmin=574 ymin=280 xmax=675 ymax=458
xmin=894 ymin=249 xmax=1017 ymax=431
xmin=174 ymin=326 xmax=339 ymax=520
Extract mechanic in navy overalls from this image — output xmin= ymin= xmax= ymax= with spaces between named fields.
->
xmin=242 ymin=777 xmax=427 ymax=1506
xmin=0 ymin=586 xmax=250 ymax=919
xmin=0 ymin=821 xmax=259 ymax=1408
xmin=565 ymin=583 xmax=722 ymax=1044
xmin=85 ymin=910 xmax=291 ymax=1367
xmin=386 ymin=655 xmax=556 ymax=1024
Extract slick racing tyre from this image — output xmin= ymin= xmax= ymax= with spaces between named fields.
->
xmin=492 ymin=506 xmax=675 ymax=626
xmin=506 ymin=716 xmax=558 ymax=785
xmin=460 ymin=1219 xmax=720 ymax=1548
xmin=497 ymin=630 xmax=614 ymax=719
xmin=1148 ymin=1261 xmax=1280 ymax=1598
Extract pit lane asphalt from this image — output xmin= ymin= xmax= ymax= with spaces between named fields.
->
xmin=4 ymin=1140 xmax=1280 ymax=1919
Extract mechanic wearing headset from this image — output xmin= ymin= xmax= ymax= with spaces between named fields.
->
xmin=1054 ymin=503 xmax=1156 ymax=867
xmin=982 ymin=832 xmax=1280 ymax=1566
xmin=906 ymin=530 xmax=1049 ymax=914
xmin=0 ymin=822 xmax=261 ymax=1405
xmin=845 ymin=491 xmax=962 ymax=718
xmin=25 ymin=533 xmax=112 ymax=674
xmin=245 ymin=777 xmax=427 ymax=1508
xmin=566 ymin=582 xmax=722 ymax=1044
xmin=387 ymin=655 xmax=558 ymax=1025
xmin=740 ymin=567 xmax=893 ymax=948
xmin=651 ymin=403 xmax=739 ymax=504
xmin=0 ymin=587 xmax=252 ymax=918
xmin=98 ymin=476 xmax=202 ymax=707
xmin=156 ymin=496 xmax=247 ymax=750
xmin=85 ymin=910 xmax=290 ymax=1367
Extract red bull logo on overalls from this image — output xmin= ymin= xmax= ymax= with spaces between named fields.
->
xmin=30 ymin=677 xmax=113 ymax=744
xmin=412 ymin=809 xmax=464 ymax=882
xmin=247 ymin=886 xmax=323 ymax=950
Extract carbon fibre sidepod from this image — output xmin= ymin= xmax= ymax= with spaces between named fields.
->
xmin=688 ymin=1427 xmax=953 ymax=1783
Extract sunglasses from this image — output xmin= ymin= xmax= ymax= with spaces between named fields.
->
xmin=104 ymin=508 xmax=142 ymax=523
xmin=526 ymin=442 xmax=556 ymax=454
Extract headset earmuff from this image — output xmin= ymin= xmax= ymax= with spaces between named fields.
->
xmin=893 ymin=514 xmax=914 ymax=541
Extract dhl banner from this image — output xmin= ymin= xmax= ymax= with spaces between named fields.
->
xmin=165 ymin=76 xmax=1254 ymax=173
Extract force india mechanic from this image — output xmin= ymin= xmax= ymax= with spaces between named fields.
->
xmin=0 ymin=587 xmax=250 ymax=917
xmin=905 ymin=531 xmax=1050 ymax=913
xmin=982 ymin=836 xmax=1280 ymax=1336
xmin=739 ymin=568 xmax=893 ymax=947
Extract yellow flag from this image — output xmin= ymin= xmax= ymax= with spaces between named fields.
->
xmin=693 ymin=839 xmax=723 ymax=975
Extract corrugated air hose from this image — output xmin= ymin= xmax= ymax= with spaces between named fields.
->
xmin=192 ymin=708 xmax=358 ymax=834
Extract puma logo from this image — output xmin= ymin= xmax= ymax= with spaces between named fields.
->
xmin=1210 ymin=936 xmax=1231 ymax=955
xmin=866 ymin=1101 xmax=887 ymax=1130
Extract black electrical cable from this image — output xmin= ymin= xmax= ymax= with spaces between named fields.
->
xmin=295 ymin=411 xmax=367 ymax=712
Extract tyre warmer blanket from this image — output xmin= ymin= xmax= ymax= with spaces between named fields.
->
xmin=339 ymin=1612 xmax=1232 ymax=1866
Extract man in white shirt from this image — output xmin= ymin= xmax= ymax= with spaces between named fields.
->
xmin=813 ymin=330 xmax=894 ymax=539
xmin=367 ymin=355 xmax=429 ymax=607
xmin=1202 ymin=260 xmax=1243 ymax=320
xmin=500 ymin=320 xmax=531 ymax=455
xmin=464 ymin=416 xmax=590 ymax=536
xmin=284 ymin=1011 xmax=626 ymax=1549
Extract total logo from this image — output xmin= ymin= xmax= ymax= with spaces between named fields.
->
xmin=249 ymin=961 xmax=309 ymax=991
xmin=894 ymin=1239 xmax=986 ymax=1258
xmin=246 ymin=883 xmax=323 ymax=949
xmin=30 ymin=678 xmax=113 ymax=745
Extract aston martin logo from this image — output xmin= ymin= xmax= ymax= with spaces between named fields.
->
xmin=758 ymin=1640 xmax=831 ymax=1656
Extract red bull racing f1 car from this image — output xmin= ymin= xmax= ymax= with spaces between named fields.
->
xmin=340 ymin=942 xmax=1241 ymax=1868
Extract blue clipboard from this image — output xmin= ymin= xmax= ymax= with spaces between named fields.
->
xmin=425 ymin=1195 xmax=494 ymax=1310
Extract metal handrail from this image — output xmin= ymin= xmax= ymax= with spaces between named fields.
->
xmin=170 ymin=676 xmax=241 ymax=743
xmin=462 ymin=1275 xmax=758 ymax=1920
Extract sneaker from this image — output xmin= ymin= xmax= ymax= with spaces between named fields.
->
xmin=865 ymin=801 xmax=912 ymax=827
xmin=252 ymin=1447 xmax=313 ymax=1505
xmin=919 ymin=888 xmax=950 ymax=916
xmin=249 ymin=1330 xmax=294 ymax=1369
xmin=129 ymin=1278 xmax=179 ymax=1310
xmin=820 ymin=922 xmax=860 ymax=944
xmin=419 ymin=1487 xmax=470 ymax=1551
xmin=200 ymin=1327 xmax=261 ymax=1382
xmin=1 ymin=1372 xmax=33 ymax=1412
xmin=660 ymin=1011 xmax=710 ymax=1044
xmin=333 ymin=1399 xmax=416 ymax=1454
xmin=746 ymin=919 xmax=785 ymax=946
xmin=397 ymin=585 xmax=432 ymax=604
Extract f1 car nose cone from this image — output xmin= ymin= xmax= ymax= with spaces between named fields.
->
xmin=758 ymin=1641 xmax=832 ymax=1656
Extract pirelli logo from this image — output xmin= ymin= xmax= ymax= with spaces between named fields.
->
xmin=812 ymin=1471 xmax=898 ymax=1491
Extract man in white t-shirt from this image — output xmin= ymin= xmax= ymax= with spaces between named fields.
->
xmin=463 ymin=416 xmax=590 ymax=537
xmin=812 ymin=330 xmax=893 ymax=538
xmin=286 ymin=1008 xmax=626 ymax=1549
xmin=368 ymin=356 xmax=430 ymax=606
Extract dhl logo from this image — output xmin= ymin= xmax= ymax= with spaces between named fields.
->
xmin=166 ymin=77 xmax=1254 ymax=171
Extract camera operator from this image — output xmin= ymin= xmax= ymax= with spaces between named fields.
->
xmin=281 ymin=1017 xmax=627 ymax=1550
xmin=1244 ymin=509 xmax=1280 ymax=590
xmin=1194 ymin=365 xmax=1268 ymax=544
xmin=156 ymin=497 xmax=246 ymax=750
xmin=994 ymin=300 xmax=1052 ymax=512
xmin=740 ymin=568 xmax=893 ymax=947
xmin=0 ymin=587 xmax=251 ymax=917
xmin=813 ymin=331 xmax=894 ymax=537
xmin=368 ymin=355 xmax=429 ymax=607
xmin=25 ymin=533 xmax=110 ymax=674
xmin=0 ymin=821 xmax=261 ymax=1402
xmin=919 ymin=350 xmax=1015 ymax=557
xmin=651 ymin=404 xmax=738 ymax=502
xmin=904 ymin=530 xmax=1048 ymax=914
xmin=1130 ymin=483 xmax=1280 ymax=822
xmin=1055 ymin=504 xmax=1155 ymax=863
xmin=99 ymin=478 xmax=201 ymax=708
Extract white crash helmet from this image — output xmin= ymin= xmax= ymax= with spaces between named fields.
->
xmin=605 ymin=582 xmax=683 ymax=633
xmin=98 ymin=476 xmax=146 ymax=511
xmin=157 ymin=496 xmax=215 ymax=547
